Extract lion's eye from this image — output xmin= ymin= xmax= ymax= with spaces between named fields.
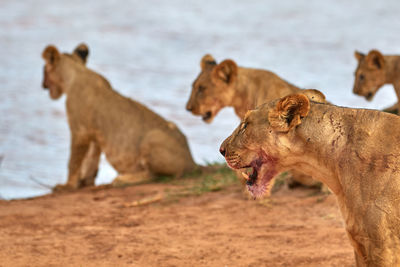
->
xmin=198 ymin=85 xmax=206 ymax=92
xmin=359 ymin=74 xmax=365 ymax=81
xmin=240 ymin=122 xmax=248 ymax=132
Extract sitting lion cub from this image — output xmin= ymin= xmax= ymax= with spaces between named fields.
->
xmin=42 ymin=44 xmax=197 ymax=191
xmin=186 ymin=55 xmax=322 ymax=189
xmin=220 ymin=91 xmax=400 ymax=266
xmin=353 ymin=49 xmax=400 ymax=114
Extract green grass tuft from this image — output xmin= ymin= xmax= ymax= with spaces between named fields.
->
xmin=159 ymin=163 xmax=239 ymax=199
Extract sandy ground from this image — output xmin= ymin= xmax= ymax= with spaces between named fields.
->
xmin=0 ymin=178 xmax=354 ymax=267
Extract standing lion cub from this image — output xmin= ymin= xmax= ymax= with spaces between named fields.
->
xmin=42 ymin=44 xmax=197 ymax=191
xmin=220 ymin=91 xmax=400 ymax=266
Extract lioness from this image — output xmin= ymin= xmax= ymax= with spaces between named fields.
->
xmin=186 ymin=55 xmax=321 ymax=189
xmin=42 ymin=44 xmax=197 ymax=191
xmin=220 ymin=91 xmax=400 ymax=266
xmin=353 ymin=49 xmax=400 ymax=114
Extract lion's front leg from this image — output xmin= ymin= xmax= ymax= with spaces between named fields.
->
xmin=346 ymin=229 xmax=367 ymax=267
xmin=54 ymin=135 xmax=91 ymax=192
xmin=382 ymin=103 xmax=399 ymax=115
xmin=79 ymin=141 xmax=101 ymax=187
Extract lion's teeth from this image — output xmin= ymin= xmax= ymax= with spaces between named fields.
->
xmin=241 ymin=172 xmax=249 ymax=180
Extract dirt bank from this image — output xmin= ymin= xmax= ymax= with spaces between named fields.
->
xmin=0 ymin=172 xmax=353 ymax=267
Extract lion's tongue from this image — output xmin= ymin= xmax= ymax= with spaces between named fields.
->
xmin=246 ymin=163 xmax=276 ymax=198
xmin=246 ymin=168 xmax=258 ymax=186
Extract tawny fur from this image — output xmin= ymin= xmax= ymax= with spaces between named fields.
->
xmin=221 ymin=91 xmax=400 ymax=266
xmin=186 ymin=55 xmax=321 ymax=188
xmin=42 ymin=44 xmax=196 ymax=191
xmin=353 ymin=49 xmax=400 ymax=114
xmin=186 ymin=54 xmax=299 ymax=123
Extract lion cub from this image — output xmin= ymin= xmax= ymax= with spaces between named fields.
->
xmin=42 ymin=44 xmax=197 ymax=191
xmin=186 ymin=55 xmax=322 ymax=190
xmin=353 ymin=49 xmax=400 ymax=114
xmin=186 ymin=54 xmax=300 ymax=123
xmin=220 ymin=91 xmax=400 ymax=266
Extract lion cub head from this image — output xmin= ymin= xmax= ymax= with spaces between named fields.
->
xmin=186 ymin=54 xmax=238 ymax=123
xmin=353 ymin=50 xmax=386 ymax=101
xmin=220 ymin=93 xmax=315 ymax=197
xmin=42 ymin=43 xmax=89 ymax=99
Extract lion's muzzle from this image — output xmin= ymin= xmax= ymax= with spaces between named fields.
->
xmin=219 ymin=146 xmax=226 ymax=157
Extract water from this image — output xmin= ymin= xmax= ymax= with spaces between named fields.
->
xmin=1 ymin=0 xmax=399 ymax=199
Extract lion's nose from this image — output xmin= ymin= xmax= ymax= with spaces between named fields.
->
xmin=186 ymin=104 xmax=193 ymax=112
xmin=219 ymin=147 xmax=226 ymax=157
xmin=42 ymin=81 xmax=49 ymax=89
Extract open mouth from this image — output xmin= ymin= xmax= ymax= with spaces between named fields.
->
xmin=202 ymin=111 xmax=212 ymax=122
xmin=227 ymin=154 xmax=278 ymax=198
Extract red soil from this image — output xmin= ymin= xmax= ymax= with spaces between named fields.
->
xmin=0 ymin=182 xmax=353 ymax=266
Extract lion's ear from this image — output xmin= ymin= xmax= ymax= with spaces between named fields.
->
xmin=301 ymin=89 xmax=326 ymax=103
xmin=200 ymin=54 xmax=217 ymax=70
xmin=366 ymin=50 xmax=384 ymax=70
xmin=73 ymin=43 xmax=89 ymax=64
xmin=354 ymin=51 xmax=365 ymax=62
xmin=268 ymin=94 xmax=310 ymax=132
xmin=212 ymin=59 xmax=238 ymax=85
xmin=42 ymin=45 xmax=60 ymax=65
